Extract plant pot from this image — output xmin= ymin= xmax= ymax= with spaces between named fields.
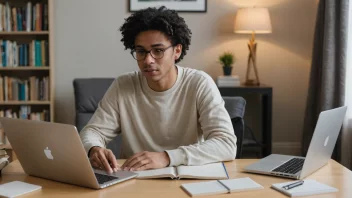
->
xmin=223 ymin=66 xmax=232 ymax=76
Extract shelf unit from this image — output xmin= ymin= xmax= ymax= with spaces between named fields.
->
xmin=0 ymin=0 xmax=54 ymax=121
xmin=0 ymin=0 xmax=54 ymax=161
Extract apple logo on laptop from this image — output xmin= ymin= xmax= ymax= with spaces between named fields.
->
xmin=324 ymin=136 xmax=329 ymax=147
xmin=44 ymin=147 xmax=54 ymax=160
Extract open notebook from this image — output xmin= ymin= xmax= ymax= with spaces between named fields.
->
xmin=133 ymin=162 xmax=228 ymax=179
xmin=181 ymin=177 xmax=264 ymax=196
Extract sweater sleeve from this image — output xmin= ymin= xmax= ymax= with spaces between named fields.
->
xmin=165 ymin=73 xmax=237 ymax=166
xmin=79 ymin=79 xmax=121 ymax=155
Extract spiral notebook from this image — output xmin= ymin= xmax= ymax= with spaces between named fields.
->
xmin=181 ymin=177 xmax=263 ymax=196
xmin=271 ymin=180 xmax=338 ymax=197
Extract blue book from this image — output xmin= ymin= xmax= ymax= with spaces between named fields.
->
xmin=17 ymin=9 xmax=22 ymax=31
xmin=35 ymin=40 xmax=41 ymax=66
xmin=1 ymin=41 xmax=5 ymax=67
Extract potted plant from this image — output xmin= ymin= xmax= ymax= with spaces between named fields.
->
xmin=218 ymin=51 xmax=235 ymax=76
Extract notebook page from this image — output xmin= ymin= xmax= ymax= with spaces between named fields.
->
xmin=218 ymin=177 xmax=264 ymax=192
xmin=181 ymin=181 xmax=228 ymax=196
xmin=133 ymin=167 xmax=176 ymax=179
xmin=177 ymin=162 xmax=228 ymax=179
xmin=271 ymin=180 xmax=338 ymax=197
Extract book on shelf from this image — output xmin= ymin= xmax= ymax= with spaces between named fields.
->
xmin=0 ymin=2 xmax=48 ymax=32
xmin=133 ymin=162 xmax=228 ymax=180
xmin=0 ymin=127 xmax=4 ymax=145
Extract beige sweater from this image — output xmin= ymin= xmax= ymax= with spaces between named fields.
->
xmin=79 ymin=66 xmax=237 ymax=166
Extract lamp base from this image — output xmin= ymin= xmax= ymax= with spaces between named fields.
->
xmin=245 ymin=33 xmax=261 ymax=87
xmin=244 ymin=79 xmax=260 ymax=86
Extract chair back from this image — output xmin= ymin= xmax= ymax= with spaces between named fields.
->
xmin=223 ymin=96 xmax=246 ymax=159
xmin=73 ymin=78 xmax=122 ymax=157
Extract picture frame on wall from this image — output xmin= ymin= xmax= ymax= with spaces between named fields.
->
xmin=129 ymin=0 xmax=207 ymax=13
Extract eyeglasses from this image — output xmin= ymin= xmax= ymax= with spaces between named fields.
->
xmin=131 ymin=45 xmax=173 ymax=61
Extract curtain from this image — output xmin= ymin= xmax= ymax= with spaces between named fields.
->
xmin=301 ymin=0 xmax=348 ymax=164
xmin=341 ymin=1 xmax=352 ymax=169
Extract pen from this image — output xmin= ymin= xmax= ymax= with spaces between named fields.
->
xmin=282 ymin=180 xmax=304 ymax=190
xmin=217 ymin=180 xmax=231 ymax=193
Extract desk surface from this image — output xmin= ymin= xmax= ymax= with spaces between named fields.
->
xmin=1 ymin=159 xmax=351 ymax=198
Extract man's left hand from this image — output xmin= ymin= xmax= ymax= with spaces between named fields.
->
xmin=121 ymin=151 xmax=170 ymax=171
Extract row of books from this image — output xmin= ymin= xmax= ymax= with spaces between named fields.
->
xmin=0 ymin=40 xmax=49 ymax=67
xmin=0 ymin=2 xmax=48 ymax=32
xmin=0 ymin=76 xmax=50 ymax=101
xmin=217 ymin=75 xmax=241 ymax=87
xmin=0 ymin=106 xmax=50 ymax=121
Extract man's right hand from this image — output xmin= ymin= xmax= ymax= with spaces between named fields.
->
xmin=89 ymin=146 xmax=120 ymax=173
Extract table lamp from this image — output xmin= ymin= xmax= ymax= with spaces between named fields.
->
xmin=234 ymin=7 xmax=272 ymax=86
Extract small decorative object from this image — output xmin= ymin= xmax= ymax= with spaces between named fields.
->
xmin=234 ymin=7 xmax=272 ymax=86
xmin=129 ymin=0 xmax=207 ymax=12
xmin=219 ymin=51 xmax=235 ymax=76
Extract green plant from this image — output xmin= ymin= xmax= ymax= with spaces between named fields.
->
xmin=218 ymin=52 xmax=235 ymax=67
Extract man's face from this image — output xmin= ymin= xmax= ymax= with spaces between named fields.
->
xmin=134 ymin=30 xmax=182 ymax=83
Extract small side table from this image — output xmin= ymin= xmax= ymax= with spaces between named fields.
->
xmin=218 ymin=84 xmax=273 ymax=157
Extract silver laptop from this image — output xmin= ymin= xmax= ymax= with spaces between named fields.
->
xmin=244 ymin=106 xmax=347 ymax=179
xmin=0 ymin=117 xmax=137 ymax=189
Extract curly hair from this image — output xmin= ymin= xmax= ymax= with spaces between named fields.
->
xmin=119 ymin=6 xmax=192 ymax=63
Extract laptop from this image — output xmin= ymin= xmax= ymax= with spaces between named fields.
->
xmin=244 ymin=106 xmax=347 ymax=179
xmin=0 ymin=117 xmax=137 ymax=189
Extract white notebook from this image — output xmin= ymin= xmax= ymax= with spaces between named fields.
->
xmin=0 ymin=181 xmax=41 ymax=198
xmin=134 ymin=162 xmax=228 ymax=179
xmin=181 ymin=177 xmax=264 ymax=196
xmin=271 ymin=180 xmax=338 ymax=197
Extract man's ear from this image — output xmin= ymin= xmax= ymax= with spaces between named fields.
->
xmin=174 ymin=44 xmax=182 ymax=60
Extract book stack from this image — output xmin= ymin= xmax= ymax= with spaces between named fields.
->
xmin=217 ymin=75 xmax=241 ymax=87
xmin=0 ymin=149 xmax=9 ymax=172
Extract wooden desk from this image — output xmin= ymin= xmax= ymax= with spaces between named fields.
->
xmin=1 ymin=159 xmax=351 ymax=198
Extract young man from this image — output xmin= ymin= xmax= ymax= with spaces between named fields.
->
xmin=80 ymin=6 xmax=237 ymax=174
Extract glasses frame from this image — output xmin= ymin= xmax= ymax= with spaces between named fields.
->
xmin=131 ymin=45 xmax=174 ymax=61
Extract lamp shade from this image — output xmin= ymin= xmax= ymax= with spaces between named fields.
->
xmin=234 ymin=7 xmax=272 ymax=34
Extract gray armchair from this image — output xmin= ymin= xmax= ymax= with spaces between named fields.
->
xmin=73 ymin=78 xmax=246 ymax=159
xmin=73 ymin=78 xmax=121 ymax=156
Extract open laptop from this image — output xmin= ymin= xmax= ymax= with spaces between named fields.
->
xmin=244 ymin=106 xmax=347 ymax=179
xmin=0 ymin=117 xmax=137 ymax=189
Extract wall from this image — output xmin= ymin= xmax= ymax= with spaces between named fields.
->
xmin=54 ymin=0 xmax=317 ymax=155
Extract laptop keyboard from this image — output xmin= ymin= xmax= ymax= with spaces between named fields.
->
xmin=95 ymin=173 xmax=119 ymax=184
xmin=271 ymin=158 xmax=305 ymax=175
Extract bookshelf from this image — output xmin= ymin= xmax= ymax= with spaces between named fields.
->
xmin=0 ymin=0 xmax=54 ymax=160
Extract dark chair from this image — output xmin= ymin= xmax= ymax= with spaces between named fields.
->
xmin=73 ymin=78 xmax=115 ymax=132
xmin=223 ymin=96 xmax=246 ymax=159
xmin=73 ymin=78 xmax=122 ymax=157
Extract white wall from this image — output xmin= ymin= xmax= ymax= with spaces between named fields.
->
xmin=54 ymin=0 xmax=317 ymax=153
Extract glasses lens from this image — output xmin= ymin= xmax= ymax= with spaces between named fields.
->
xmin=132 ymin=50 xmax=146 ymax=60
xmin=151 ymin=49 xmax=164 ymax=59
